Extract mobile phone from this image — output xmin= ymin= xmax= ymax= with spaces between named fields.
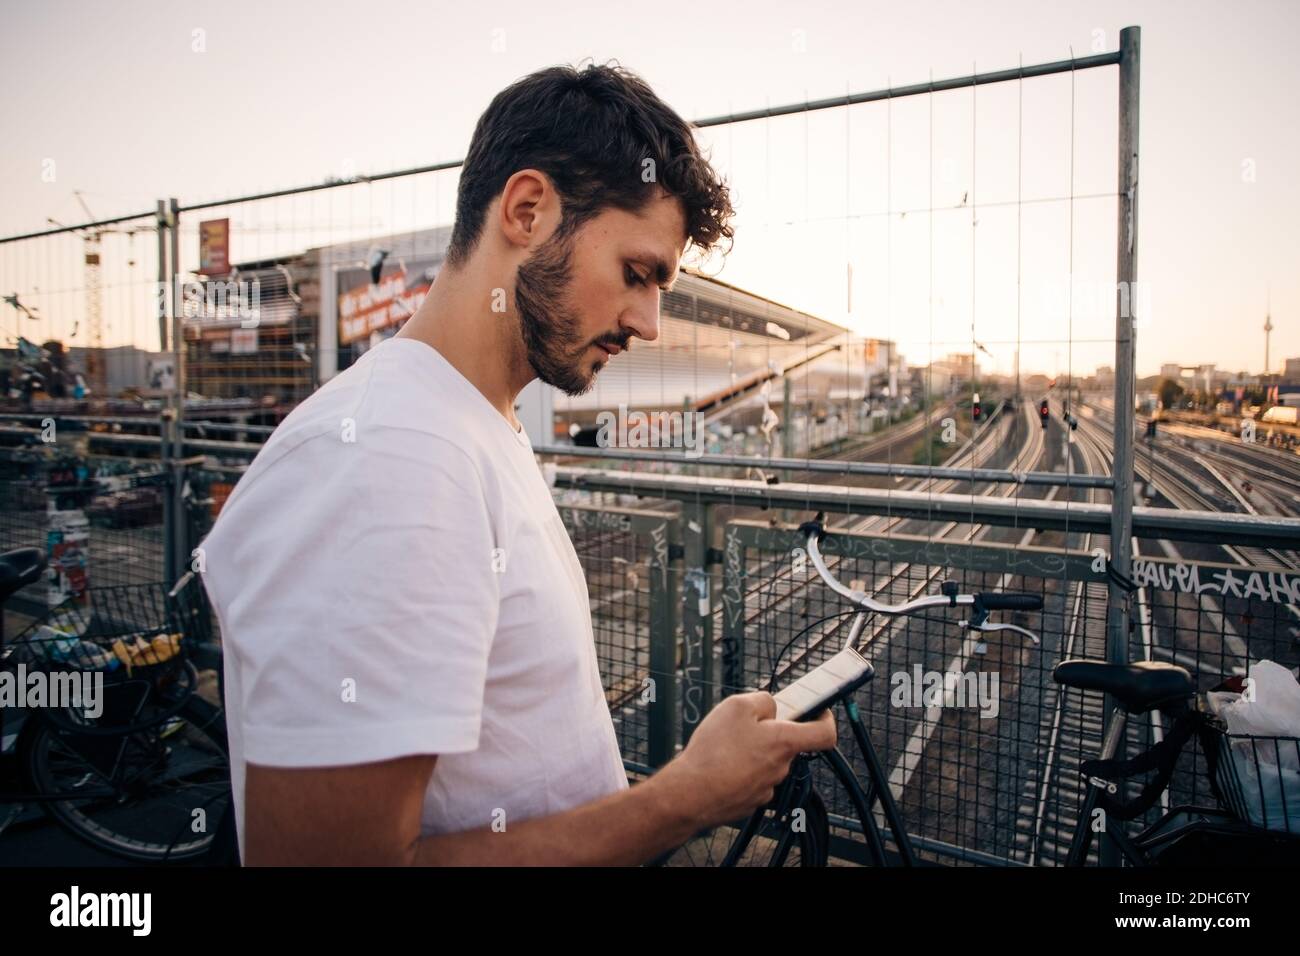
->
xmin=771 ymin=646 xmax=874 ymax=722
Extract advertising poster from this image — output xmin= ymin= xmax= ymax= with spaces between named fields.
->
xmin=199 ymin=218 xmax=231 ymax=276
xmin=337 ymin=254 xmax=440 ymax=354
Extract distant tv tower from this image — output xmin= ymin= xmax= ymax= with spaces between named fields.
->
xmin=1264 ymin=287 xmax=1273 ymax=375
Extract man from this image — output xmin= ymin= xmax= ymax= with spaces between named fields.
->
xmin=199 ymin=61 xmax=836 ymax=866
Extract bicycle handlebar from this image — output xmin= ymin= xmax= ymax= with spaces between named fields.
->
xmin=975 ymin=592 xmax=1044 ymax=612
xmin=801 ymin=518 xmax=976 ymax=614
xmin=799 ymin=515 xmax=1043 ymax=624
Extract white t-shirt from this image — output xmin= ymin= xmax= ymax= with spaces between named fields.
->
xmin=199 ymin=335 xmax=628 ymax=860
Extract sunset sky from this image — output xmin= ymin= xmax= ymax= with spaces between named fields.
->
xmin=1 ymin=0 xmax=1295 ymax=380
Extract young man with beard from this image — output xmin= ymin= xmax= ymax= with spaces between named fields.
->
xmin=199 ymin=62 xmax=836 ymax=866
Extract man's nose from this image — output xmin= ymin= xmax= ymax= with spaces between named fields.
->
xmin=623 ymin=295 xmax=661 ymax=343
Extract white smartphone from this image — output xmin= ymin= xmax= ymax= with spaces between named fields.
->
xmin=771 ymin=646 xmax=874 ymax=722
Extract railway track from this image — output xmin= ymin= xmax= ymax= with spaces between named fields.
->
xmin=1008 ymin=404 xmax=1164 ymax=865
xmin=581 ymin=399 xmax=1025 ymax=754
xmin=1088 ymin=404 xmax=1300 ymax=638
xmin=730 ymin=399 xmax=1035 ymax=684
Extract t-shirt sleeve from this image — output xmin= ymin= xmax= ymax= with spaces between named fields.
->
xmin=206 ymin=428 xmax=502 ymax=768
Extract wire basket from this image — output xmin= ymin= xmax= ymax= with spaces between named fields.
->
xmin=2 ymin=574 xmax=212 ymax=734
xmin=1209 ymin=725 xmax=1300 ymax=835
xmin=3 ymin=575 xmax=206 ymax=681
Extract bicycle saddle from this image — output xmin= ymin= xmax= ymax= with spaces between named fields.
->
xmin=0 ymin=548 xmax=46 ymax=604
xmin=1053 ymin=659 xmax=1194 ymax=714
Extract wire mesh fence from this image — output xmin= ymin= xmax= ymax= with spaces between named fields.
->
xmin=0 ymin=459 xmax=167 ymax=609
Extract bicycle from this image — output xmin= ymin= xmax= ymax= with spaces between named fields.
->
xmin=1052 ymin=659 xmax=1300 ymax=866
xmin=656 ymin=513 xmax=1300 ymax=867
xmin=0 ymin=547 xmax=231 ymax=862
xmin=653 ymin=513 xmax=1044 ymax=866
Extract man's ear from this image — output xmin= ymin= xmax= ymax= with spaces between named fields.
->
xmin=497 ymin=169 xmax=556 ymax=251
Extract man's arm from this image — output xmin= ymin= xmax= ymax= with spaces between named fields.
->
xmin=243 ymin=691 xmax=837 ymax=866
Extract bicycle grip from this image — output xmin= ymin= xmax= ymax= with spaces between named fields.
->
xmin=976 ymin=592 xmax=1043 ymax=611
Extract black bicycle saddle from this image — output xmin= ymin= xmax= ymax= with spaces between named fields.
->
xmin=1053 ymin=659 xmax=1195 ymax=714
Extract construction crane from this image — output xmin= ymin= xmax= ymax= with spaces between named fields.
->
xmin=48 ymin=192 xmax=145 ymax=400
xmin=73 ymin=192 xmax=106 ymax=398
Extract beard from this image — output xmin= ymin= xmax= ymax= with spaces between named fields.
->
xmin=514 ymin=227 xmax=605 ymax=397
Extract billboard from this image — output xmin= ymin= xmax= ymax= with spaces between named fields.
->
xmin=199 ymin=218 xmax=230 ymax=276
xmin=337 ymin=255 xmax=439 ymax=346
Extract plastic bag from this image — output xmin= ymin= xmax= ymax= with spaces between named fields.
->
xmin=1206 ymin=660 xmax=1300 ymax=833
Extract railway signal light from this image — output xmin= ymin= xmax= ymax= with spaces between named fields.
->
xmin=972 ymin=392 xmax=982 ymax=422
xmin=1146 ymin=419 xmax=1158 ymax=439
xmin=1039 ymin=399 xmax=1050 ymax=428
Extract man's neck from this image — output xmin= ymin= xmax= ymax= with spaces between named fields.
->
xmin=395 ymin=259 xmax=532 ymax=432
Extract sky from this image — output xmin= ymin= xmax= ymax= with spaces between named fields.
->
xmin=0 ymin=0 xmax=1295 ymax=380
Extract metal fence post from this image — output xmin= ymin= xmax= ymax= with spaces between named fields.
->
xmin=166 ymin=197 xmax=188 ymax=586
xmin=646 ymin=516 xmax=678 ymax=767
xmin=157 ymin=199 xmax=178 ymax=587
xmin=681 ymin=502 xmax=713 ymax=744
xmin=1109 ymin=26 xmax=1140 ymax=676
xmin=1105 ymin=23 xmax=1141 ymax=866
xmin=155 ymin=200 xmax=170 ymax=354
xmin=720 ymin=523 xmax=746 ymax=699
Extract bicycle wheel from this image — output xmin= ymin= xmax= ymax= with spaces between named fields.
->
xmin=651 ymin=785 xmax=829 ymax=867
xmin=23 ymin=694 xmax=230 ymax=862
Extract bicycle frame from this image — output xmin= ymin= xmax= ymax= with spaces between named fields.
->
xmin=824 ymin=692 xmax=919 ymax=866
xmin=1065 ymin=707 xmax=1148 ymax=866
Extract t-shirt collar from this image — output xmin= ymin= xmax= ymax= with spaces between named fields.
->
xmin=385 ymin=336 xmax=532 ymax=448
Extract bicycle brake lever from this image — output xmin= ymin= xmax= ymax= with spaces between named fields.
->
xmin=961 ymin=620 xmax=1041 ymax=645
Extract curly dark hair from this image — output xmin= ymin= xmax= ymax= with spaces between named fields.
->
xmin=445 ymin=61 xmax=734 ymax=269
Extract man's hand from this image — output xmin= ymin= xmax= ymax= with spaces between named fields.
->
xmin=653 ymin=691 xmax=837 ymax=830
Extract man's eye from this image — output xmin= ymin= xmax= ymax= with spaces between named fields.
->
xmin=625 ymin=266 xmax=646 ymax=287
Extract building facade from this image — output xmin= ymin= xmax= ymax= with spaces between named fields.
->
xmin=182 ymin=225 xmax=849 ymax=442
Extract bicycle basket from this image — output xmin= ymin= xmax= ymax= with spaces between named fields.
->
xmin=1208 ymin=723 xmax=1300 ymax=835
xmin=4 ymin=581 xmax=188 ymax=679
